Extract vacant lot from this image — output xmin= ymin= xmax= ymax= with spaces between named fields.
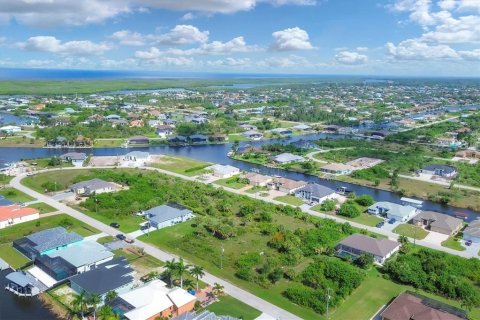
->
xmin=0 ymin=187 xmax=35 ymax=202
xmin=149 ymin=155 xmax=211 ymax=176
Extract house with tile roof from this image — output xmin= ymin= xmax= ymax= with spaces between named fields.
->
xmin=0 ymin=205 xmax=39 ymax=229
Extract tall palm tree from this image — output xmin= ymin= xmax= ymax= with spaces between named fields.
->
xmin=174 ymin=258 xmax=190 ymax=288
xmin=164 ymin=258 xmax=177 ymax=287
xmin=88 ymin=293 xmax=102 ymax=320
xmin=98 ymin=305 xmax=115 ymax=320
xmin=105 ymin=290 xmax=118 ymax=304
xmin=189 ymin=265 xmax=205 ymax=291
xmin=72 ymin=291 xmax=88 ymax=319
xmin=212 ymin=282 xmax=224 ymax=296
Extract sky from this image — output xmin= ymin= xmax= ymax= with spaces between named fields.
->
xmin=0 ymin=0 xmax=479 ymax=76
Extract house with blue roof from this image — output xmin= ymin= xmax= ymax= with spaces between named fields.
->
xmin=147 ymin=203 xmax=194 ymax=230
xmin=368 ymin=201 xmax=418 ymax=222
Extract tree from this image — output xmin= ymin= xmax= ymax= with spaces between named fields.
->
xmin=164 ymin=259 xmax=177 ymax=287
xmin=354 ymin=194 xmax=374 ymax=207
xmin=320 ymin=199 xmax=336 ymax=212
xmin=355 ymin=253 xmax=374 ymax=269
xmin=98 ymin=305 xmax=115 ymax=320
xmin=88 ymin=293 xmax=102 ymax=320
xmin=212 ymin=282 xmax=225 ymax=296
xmin=72 ymin=291 xmax=88 ymax=319
xmin=174 ymin=258 xmax=190 ymax=288
xmin=231 ymin=140 xmax=240 ymax=153
xmin=338 ymin=202 xmax=361 ymax=218
xmin=105 ymin=290 xmax=118 ymax=304
xmin=189 ymin=265 xmax=205 ymax=291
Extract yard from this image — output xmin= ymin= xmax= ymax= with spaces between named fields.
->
xmin=0 ymin=214 xmax=100 ymax=244
xmin=27 ymin=202 xmax=57 ymax=214
xmin=22 ymin=169 xmax=91 ymax=193
xmin=214 ymin=175 xmax=247 ymax=189
xmin=24 ymin=157 xmax=74 ymax=169
xmin=149 ymin=155 xmax=211 ymax=176
xmin=311 ymin=205 xmax=384 ymax=227
xmin=441 ymin=235 xmax=466 ymax=251
xmin=93 ymin=138 xmax=124 ymax=148
xmin=0 ymin=187 xmax=35 ymax=202
xmin=206 ymin=295 xmax=261 ymax=320
xmin=96 ymin=235 xmax=115 ymax=244
xmin=0 ymin=243 xmax=30 ymax=269
xmin=72 ymin=204 xmax=145 ymax=233
xmin=273 ymin=195 xmax=304 ymax=206
xmin=393 ymin=224 xmax=429 ymax=240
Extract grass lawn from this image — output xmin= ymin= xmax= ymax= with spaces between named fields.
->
xmin=96 ymin=235 xmax=115 ymax=244
xmin=0 ymin=244 xmax=30 ymax=269
xmin=0 ymin=174 xmax=14 ymax=184
xmin=214 ymin=176 xmax=247 ymax=189
xmin=0 ymin=214 xmax=99 ymax=244
xmin=311 ymin=205 xmax=384 ymax=227
xmin=27 ymin=202 xmax=57 ymax=214
xmin=244 ymin=186 xmax=268 ymax=194
xmin=0 ymin=136 xmax=45 ymax=147
xmin=331 ymin=268 xmax=478 ymax=320
xmin=113 ymin=247 xmax=164 ymax=268
xmin=441 ymin=235 xmax=466 ymax=251
xmin=0 ymin=187 xmax=35 ymax=202
xmin=206 ymin=295 xmax=261 ymax=320
xmin=273 ymin=195 xmax=304 ymax=206
xmin=24 ymin=158 xmax=73 ymax=169
xmin=22 ymin=169 xmax=90 ymax=193
xmin=72 ymin=204 xmax=144 ymax=233
xmin=393 ymin=224 xmax=429 ymax=240
xmin=93 ymin=139 xmax=124 ymax=148
xmin=150 ymin=155 xmax=211 ymax=177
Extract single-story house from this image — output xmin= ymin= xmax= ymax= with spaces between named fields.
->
xmin=239 ymin=124 xmax=257 ymax=131
xmin=320 ymin=163 xmax=355 ymax=175
xmin=412 ymin=211 xmax=463 ymax=235
xmin=368 ymin=201 xmax=418 ymax=222
xmin=168 ymin=136 xmax=188 ymax=144
xmin=70 ymin=258 xmax=135 ymax=301
xmin=119 ymin=280 xmax=196 ymax=320
xmin=455 ymin=149 xmax=480 ymax=160
xmin=336 ymin=234 xmax=400 ymax=264
xmin=380 ymin=291 xmax=467 ymax=320
xmin=123 ymin=151 xmax=150 ymax=164
xmin=243 ymin=130 xmax=263 ymax=140
xmin=420 ymin=164 xmax=457 ymax=178
xmin=190 ymin=117 xmax=208 ymax=124
xmin=146 ymin=204 xmax=194 ymax=230
xmin=463 ymin=219 xmax=480 ymax=243
xmin=270 ymin=128 xmax=293 ymax=136
xmin=5 ymin=271 xmax=39 ymax=296
xmin=156 ymin=125 xmax=174 ymax=138
xmin=268 ymin=177 xmax=306 ymax=194
xmin=292 ymin=124 xmax=312 ymax=131
xmin=209 ymin=164 xmax=240 ymax=178
xmin=294 ymin=183 xmax=336 ymax=204
xmin=13 ymin=227 xmax=83 ymax=259
xmin=244 ymin=172 xmax=272 ymax=187
xmin=0 ymin=205 xmax=39 ymax=229
xmin=271 ymin=153 xmax=304 ymax=164
xmin=0 ymin=125 xmax=21 ymax=134
xmin=60 ymin=152 xmax=87 ymax=166
xmin=208 ymin=133 xmax=228 ymax=142
xmin=128 ymin=136 xmax=150 ymax=145
xmin=189 ymin=134 xmax=208 ymax=144
xmin=69 ymin=178 xmax=116 ymax=196
xmin=148 ymin=120 xmax=163 ymax=128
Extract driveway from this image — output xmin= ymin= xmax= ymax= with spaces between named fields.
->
xmin=464 ymin=242 xmax=480 ymax=257
xmin=104 ymin=240 xmax=126 ymax=251
xmin=423 ymin=231 xmax=449 ymax=245
xmin=127 ymin=227 xmax=157 ymax=239
xmin=51 ymin=191 xmax=74 ymax=201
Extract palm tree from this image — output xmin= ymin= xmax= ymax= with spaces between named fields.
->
xmin=98 ymin=305 xmax=115 ymax=320
xmin=212 ymin=282 xmax=224 ymax=296
xmin=105 ymin=290 xmax=118 ymax=304
xmin=175 ymin=258 xmax=190 ymax=288
xmin=72 ymin=291 xmax=88 ymax=319
xmin=164 ymin=258 xmax=177 ymax=287
xmin=88 ymin=293 xmax=102 ymax=320
xmin=189 ymin=265 xmax=205 ymax=291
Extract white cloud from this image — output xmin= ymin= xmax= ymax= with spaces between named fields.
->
xmin=262 ymin=55 xmax=309 ymax=67
xmin=16 ymin=36 xmax=112 ymax=56
xmin=0 ymin=0 xmax=316 ymax=26
xmin=420 ymin=14 xmax=480 ymax=43
xmin=181 ymin=12 xmax=195 ymax=20
xmin=386 ymin=39 xmax=459 ymax=60
xmin=356 ymin=46 xmax=369 ymax=52
xmin=207 ymin=57 xmax=252 ymax=67
xmin=335 ymin=51 xmax=368 ymax=65
xmin=458 ymin=49 xmax=480 ymax=60
xmin=164 ymin=36 xmax=257 ymax=55
xmin=100 ymin=58 xmax=138 ymax=68
xmin=156 ymin=25 xmax=209 ymax=45
xmin=391 ymin=0 xmax=436 ymax=27
xmin=270 ymin=27 xmax=314 ymax=51
xmin=25 ymin=59 xmax=55 ymax=67
xmin=110 ymin=30 xmax=146 ymax=46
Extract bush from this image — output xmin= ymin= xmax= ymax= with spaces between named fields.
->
xmin=338 ymin=202 xmax=361 ymax=218
xmin=354 ymin=194 xmax=374 ymax=207
xmin=320 ymin=199 xmax=336 ymax=212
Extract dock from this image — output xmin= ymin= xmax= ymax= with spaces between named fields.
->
xmin=0 ymin=258 xmax=9 ymax=271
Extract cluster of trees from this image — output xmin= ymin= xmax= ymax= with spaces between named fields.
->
xmin=284 ymin=257 xmax=365 ymax=314
xmin=161 ymin=258 xmax=205 ymax=291
xmin=71 ymin=290 xmax=118 ymax=320
xmin=277 ymin=105 xmax=359 ymax=125
xmin=336 ymin=195 xmax=374 ymax=218
xmin=261 ymin=143 xmax=309 ymax=155
xmin=384 ymin=249 xmax=480 ymax=310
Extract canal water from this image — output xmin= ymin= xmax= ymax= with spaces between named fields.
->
xmin=0 ymin=132 xmax=478 ymax=221
xmin=0 ymin=269 xmax=57 ymax=320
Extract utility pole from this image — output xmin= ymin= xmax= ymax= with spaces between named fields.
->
xmin=220 ymin=244 xmax=224 ymax=269
xmin=326 ymin=287 xmax=331 ymax=320
xmin=413 ymin=226 xmax=417 ymax=247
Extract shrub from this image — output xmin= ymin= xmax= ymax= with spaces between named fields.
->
xmin=338 ymin=202 xmax=361 ymax=218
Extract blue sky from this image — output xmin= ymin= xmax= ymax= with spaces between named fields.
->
xmin=0 ymin=0 xmax=479 ymax=76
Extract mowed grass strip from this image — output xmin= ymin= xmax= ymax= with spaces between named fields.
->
xmin=206 ymin=295 xmax=261 ymax=320
xmin=273 ymin=195 xmax=304 ymax=206
xmin=150 ymin=155 xmax=211 ymax=176
xmin=0 ymin=188 xmax=35 ymax=202
xmin=393 ymin=224 xmax=429 ymax=240
xmin=0 ymin=244 xmax=30 ymax=269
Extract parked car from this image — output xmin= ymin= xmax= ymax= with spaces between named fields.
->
xmin=465 ymin=240 xmax=473 ymax=246
xmin=388 ymin=218 xmax=396 ymax=224
xmin=116 ymin=234 xmax=126 ymax=241
xmin=141 ymin=224 xmax=150 ymax=231
xmin=125 ymin=238 xmax=135 ymax=244
xmin=110 ymin=222 xmax=120 ymax=228
xmin=376 ymin=221 xmax=385 ymax=228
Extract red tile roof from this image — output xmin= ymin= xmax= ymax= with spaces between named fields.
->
xmin=0 ymin=205 xmax=39 ymax=221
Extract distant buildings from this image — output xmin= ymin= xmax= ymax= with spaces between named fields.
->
xmin=243 ymin=130 xmax=263 ymax=140
xmin=420 ymin=165 xmax=458 ymax=178
xmin=244 ymin=172 xmax=272 ymax=187
xmin=463 ymin=219 xmax=480 ymax=243
xmin=209 ymin=164 xmax=240 ymax=178
xmin=0 ymin=125 xmax=21 ymax=134
xmin=60 ymin=152 xmax=87 ymax=166
xmin=271 ymin=153 xmax=304 ymax=164
xmin=128 ymin=136 xmax=150 ymax=145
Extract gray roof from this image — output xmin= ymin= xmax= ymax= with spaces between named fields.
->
xmin=124 ymin=151 xmax=150 ymax=159
xmin=26 ymin=227 xmax=83 ymax=253
xmin=413 ymin=211 xmax=463 ymax=232
xmin=47 ymin=241 xmax=113 ymax=268
xmin=296 ymin=183 xmax=335 ymax=198
xmin=6 ymin=271 xmax=32 ymax=287
xmin=243 ymin=130 xmax=262 ymax=136
xmin=60 ymin=152 xmax=87 ymax=161
xmin=464 ymin=219 xmax=480 ymax=237
xmin=368 ymin=201 xmax=417 ymax=219
xmin=69 ymin=258 xmax=134 ymax=295
xmin=69 ymin=178 xmax=114 ymax=192
xmin=423 ymin=164 xmax=457 ymax=174
xmin=272 ymin=153 xmax=304 ymax=163
xmin=339 ymin=234 xmax=400 ymax=257
xmin=147 ymin=204 xmax=192 ymax=224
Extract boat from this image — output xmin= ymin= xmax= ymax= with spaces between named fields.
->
xmin=336 ymin=186 xmax=352 ymax=195
xmin=454 ymin=212 xmax=469 ymax=220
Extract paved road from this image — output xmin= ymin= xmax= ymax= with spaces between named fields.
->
xmin=10 ymin=169 xmax=301 ymax=320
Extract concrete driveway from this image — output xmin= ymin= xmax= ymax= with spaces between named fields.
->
xmin=127 ymin=226 xmax=157 ymax=239
xmin=104 ymin=240 xmax=126 ymax=250
xmin=423 ymin=231 xmax=449 ymax=245
xmin=464 ymin=242 xmax=480 ymax=256
xmin=51 ymin=191 xmax=74 ymax=201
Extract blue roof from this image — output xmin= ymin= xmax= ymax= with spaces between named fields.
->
xmin=26 ymin=227 xmax=83 ymax=253
xmin=147 ymin=204 xmax=192 ymax=224
xmin=6 ymin=271 xmax=32 ymax=287
xmin=0 ymin=196 xmax=14 ymax=206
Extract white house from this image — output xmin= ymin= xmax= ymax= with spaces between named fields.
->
xmin=209 ymin=164 xmax=240 ymax=178
xmin=123 ymin=151 xmax=150 ymax=166
xmin=368 ymin=201 xmax=418 ymax=222
xmin=336 ymin=234 xmax=400 ymax=265
xmin=271 ymin=153 xmax=305 ymax=164
xmin=69 ymin=179 xmax=116 ymax=196
xmin=294 ymin=183 xmax=336 ymax=204
xmin=0 ymin=205 xmax=39 ymax=229
xmin=0 ymin=125 xmax=21 ymax=134
xmin=146 ymin=204 xmax=194 ymax=230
